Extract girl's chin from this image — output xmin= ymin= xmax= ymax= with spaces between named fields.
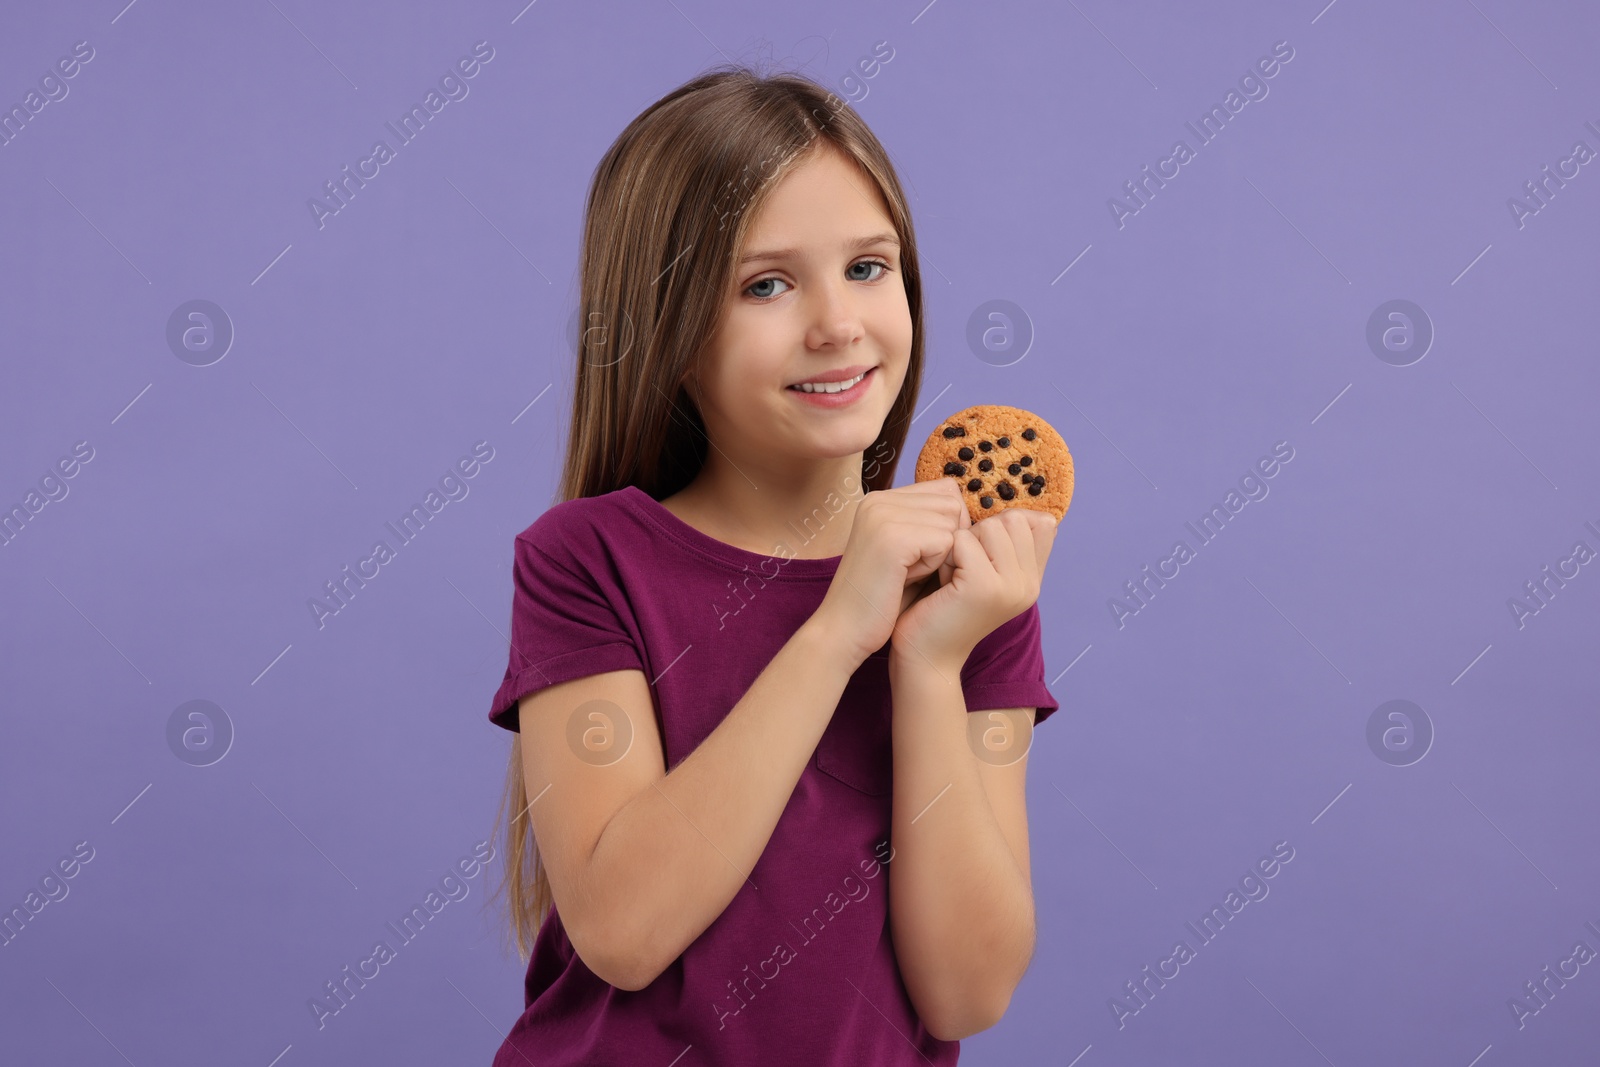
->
xmin=795 ymin=426 xmax=886 ymax=459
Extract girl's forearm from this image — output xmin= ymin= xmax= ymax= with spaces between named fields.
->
xmin=886 ymin=650 xmax=1035 ymax=1040
xmin=582 ymin=615 xmax=859 ymax=990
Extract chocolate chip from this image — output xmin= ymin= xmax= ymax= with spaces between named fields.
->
xmin=943 ymin=461 xmax=966 ymax=476
xmin=1019 ymin=455 xmax=1032 ymax=467
xmin=997 ymin=482 xmax=1015 ymax=500
xmin=997 ymin=436 xmax=1010 ymax=448
xmin=1021 ymin=428 xmax=1036 ymax=440
xmin=1033 ymin=474 xmax=1046 ymax=486
xmin=978 ymin=458 xmax=992 ymax=472
xmin=1027 ymin=483 xmax=1042 ymax=496
xmin=942 ymin=426 xmax=965 ymax=438
xmin=1021 ymin=472 xmax=1033 ymax=483
xmin=978 ymin=440 xmax=992 ymax=452
xmin=967 ymin=478 xmax=982 ymax=491
xmin=957 ymin=447 xmax=974 ymax=460
xmin=979 ymin=495 xmax=994 ymax=508
xmin=1007 ymin=462 xmax=1021 ymax=475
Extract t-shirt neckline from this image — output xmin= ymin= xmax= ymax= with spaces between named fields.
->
xmin=620 ymin=485 xmax=844 ymax=578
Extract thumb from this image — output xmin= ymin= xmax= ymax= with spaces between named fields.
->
xmin=1025 ymin=511 xmax=1058 ymax=571
xmin=949 ymin=525 xmax=987 ymax=574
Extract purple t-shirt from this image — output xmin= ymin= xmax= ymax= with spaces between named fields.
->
xmin=486 ymin=484 xmax=1058 ymax=1066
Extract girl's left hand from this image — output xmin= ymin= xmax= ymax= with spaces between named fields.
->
xmin=892 ymin=506 xmax=1059 ymax=668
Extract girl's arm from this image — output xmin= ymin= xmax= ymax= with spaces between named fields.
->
xmin=885 ymin=647 xmax=1037 ymax=1041
xmin=517 ymin=613 xmax=861 ymax=991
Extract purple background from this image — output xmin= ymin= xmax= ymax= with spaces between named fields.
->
xmin=3 ymin=1 xmax=1598 ymax=1064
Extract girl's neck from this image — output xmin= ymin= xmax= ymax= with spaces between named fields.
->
xmin=659 ymin=459 xmax=866 ymax=560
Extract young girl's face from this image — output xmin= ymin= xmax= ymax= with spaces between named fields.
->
xmin=691 ymin=144 xmax=912 ymax=473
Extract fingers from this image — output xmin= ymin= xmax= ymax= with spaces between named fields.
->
xmin=957 ymin=495 xmax=972 ymax=530
xmin=1029 ymin=513 xmax=1057 ymax=574
xmin=875 ymin=479 xmax=968 ymax=528
xmin=871 ymin=481 xmax=973 ymax=586
xmin=947 ymin=525 xmax=985 ymax=576
xmin=974 ymin=511 xmax=1025 ymax=581
xmin=897 ymin=517 xmax=960 ymax=583
xmin=891 ymin=478 xmax=966 ymax=504
xmin=900 ymin=478 xmax=962 ymax=495
xmin=1031 ymin=510 xmax=1058 ymax=561
xmin=972 ymin=509 xmax=1056 ymax=589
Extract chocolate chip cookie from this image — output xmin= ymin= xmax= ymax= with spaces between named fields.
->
xmin=914 ymin=404 xmax=1074 ymax=524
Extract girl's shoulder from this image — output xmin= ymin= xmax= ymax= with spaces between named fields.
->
xmin=516 ymin=485 xmax=649 ymax=564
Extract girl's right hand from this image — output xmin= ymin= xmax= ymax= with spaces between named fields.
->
xmin=812 ymin=478 xmax=969 ymax=665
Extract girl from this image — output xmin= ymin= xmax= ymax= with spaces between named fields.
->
xmin=485 ymin=65 xmax=1060 ymax=1066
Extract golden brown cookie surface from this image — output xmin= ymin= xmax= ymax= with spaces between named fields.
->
xmin=914 ymin=405 xmax=1074 ymax=524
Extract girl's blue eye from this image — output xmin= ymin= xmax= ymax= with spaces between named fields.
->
xmin=744 ymin=258 xmax=893 ymax=302
xmin=746 ymin=276 xmax=786 ymax=300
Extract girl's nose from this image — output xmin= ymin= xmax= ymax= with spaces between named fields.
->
xmin=808 ymin=283 xmax=864 ymax=348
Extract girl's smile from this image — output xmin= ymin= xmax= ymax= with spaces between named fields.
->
xmin=785 ymin=365 xmax=878 ymax=407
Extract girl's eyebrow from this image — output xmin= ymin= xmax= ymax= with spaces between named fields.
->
xmin=738 ymin=232 xmax=899 ymax=265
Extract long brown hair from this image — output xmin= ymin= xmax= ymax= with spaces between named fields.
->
xmin=488 ymin=63 xmax=927 ymax=963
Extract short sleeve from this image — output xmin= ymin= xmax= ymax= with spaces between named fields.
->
xmin=487 ymin=532 xmax=646 ymax=733
xmin=960 ymin=601 xmax=1060 ymax=725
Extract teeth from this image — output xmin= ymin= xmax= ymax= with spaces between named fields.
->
xmin=792 ymin=370 xmax=867 ymax=393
